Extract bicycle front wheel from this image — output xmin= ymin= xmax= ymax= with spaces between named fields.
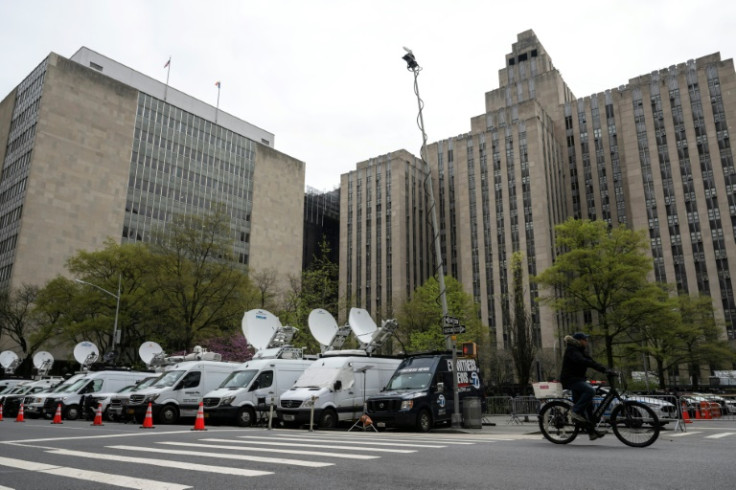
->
xmin=538 ymin=400 xmax=579 ymax=444
xmin=610 ymin=401 xmax=660 ymax=447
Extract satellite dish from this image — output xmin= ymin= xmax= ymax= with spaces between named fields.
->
xmin=139 ymin=341 xmax=163 ymax=365
xmin=242 ymin=309 xmax=281 ymax=351
xmin=33 ymin=351 xmax=54 ymax=372
xmin=73 ymin=341 xmax=99 ymax=367
xmin=349 ymin=308 xmax=378 ymax=345
xmin=308 ymin=308 xmax=338 ymax=347
xmin=0 ymin=350 xmax=19 ymax=369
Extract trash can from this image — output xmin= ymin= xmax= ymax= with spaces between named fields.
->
xmin=462 ymin=397 xmax=482 ymax=429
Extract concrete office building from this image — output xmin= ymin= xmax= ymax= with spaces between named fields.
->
xmin=0 ymin=48 xmax=304 ymax=301
xmin=340 ymin=30 xmax=736 ymax=353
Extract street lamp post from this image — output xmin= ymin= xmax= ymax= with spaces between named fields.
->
xmin=75 ymin=275 xmax=121 ymax=358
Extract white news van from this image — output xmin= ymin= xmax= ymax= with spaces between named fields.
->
xmin=126 ymin=360 xmax=241 ymax=424
xmin=277 ymin=352 xmax=402 ymax=428
xmin=27 ymin=370 xmax=152 ymax=420
xmin=203 ymin=357 xmax=314 ymax=426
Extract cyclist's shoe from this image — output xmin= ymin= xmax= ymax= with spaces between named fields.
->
xmin=570 ymin=411 xmax=588 ymax=424
xmin=588 ymin=429 xmax=606 ymax=441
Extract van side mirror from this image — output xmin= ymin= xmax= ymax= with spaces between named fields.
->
xmin=334 ymin=380 xmax=342 ymax=391
xmin=436 ymin=382 xmax=445 ymax=393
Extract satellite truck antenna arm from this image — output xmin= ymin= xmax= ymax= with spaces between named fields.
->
xmin=401 ymin=47 xmax=459 ymax=428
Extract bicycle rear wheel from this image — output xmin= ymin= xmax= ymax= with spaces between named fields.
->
xmin=538 ymin=400 xmax=579 ymax=444
xmin=610 ymin=401 xmax=660 ymax=447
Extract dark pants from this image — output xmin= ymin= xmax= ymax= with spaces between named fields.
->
xmin=569 ymin=380 xmax=595 ymax=419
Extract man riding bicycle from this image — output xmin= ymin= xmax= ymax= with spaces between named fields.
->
xmin=560 ymin=332 xmax=616 ymax=440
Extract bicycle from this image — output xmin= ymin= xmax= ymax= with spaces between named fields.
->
xmin=537 ymin=373 xmax=660 ymax=448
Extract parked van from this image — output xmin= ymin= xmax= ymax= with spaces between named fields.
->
xmin=126 ymin=360 xmax=241 ymax=424
xmin=366 ymin=352 xmax=484 ymax=432
xmin=0 ymin=378 xmax=64 ymax=418
xmin=277 ymin=353 xmax=402 ymax=429
xmin=23 ymin=373 xmax=92 ymax=418
xmin=84 ymin=374 xmax=161 ymax=420
xmin=203 ymin=358 xmax=314 ymax=426
xmin=31 ymin=370 xmax=152 ymax=420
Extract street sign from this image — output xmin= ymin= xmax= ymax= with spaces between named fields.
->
xmin=443 ymin=325 xmax=466 ymax=335
xmin=442 ymin=315 xmax=460 ymax=327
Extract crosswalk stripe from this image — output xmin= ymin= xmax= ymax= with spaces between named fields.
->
xmin=273 ymin=432 xmax=476 ymax=445
xmin=670 ymin=431 xmax=700 ymax=437
xmin=46 ymin=449 xmax=272 ymax=477
xmin=0 ymin=456 xmax=189 ymax=490
xmin=161 ymin=440 xmax=379 ymax=460
xmin=0 ymin=485 xmax=14 ymax=490
xmin=706 ymin=432 xmax=734 ymax=439
xmin=248 ymin=435 xmax=446 ymax=448
xmin=109 ymin=445 xmax=333 ymax=467
xmin=224 ymin=438 xmax=415 ymax=453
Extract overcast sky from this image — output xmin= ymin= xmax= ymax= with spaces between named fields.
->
xmin=1 ymin=1 xmax=734 ymax=191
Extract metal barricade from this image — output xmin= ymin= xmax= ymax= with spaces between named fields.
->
xmin=508 ymin=396 xmax=541 ymax=424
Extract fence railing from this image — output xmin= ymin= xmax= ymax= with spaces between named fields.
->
xmin=482 ymin=393 xmax=736 ymax=427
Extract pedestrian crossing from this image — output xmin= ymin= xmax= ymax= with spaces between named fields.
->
xmin=668 ymin=430 xmax=736 ymax=439
xmin=0 ymin=430 xmax=512 ymax=490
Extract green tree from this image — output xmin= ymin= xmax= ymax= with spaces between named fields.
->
xmin=149 ymin=210 xmax=256 ymax=352
xmin=534 ymin=218 xmax=654 ymax=368
xmin=508 ymin=252 xmax=537 ymax=394
xmin=397 ymin=276 xmax=484 ymax=354
xmin=279 ymin=236 xmax=339 ymax=354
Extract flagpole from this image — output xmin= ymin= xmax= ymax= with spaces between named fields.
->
xmin=164 ymin=57 xmax=171 ymax=102
xmin=215 ymin=81 xmax=221 ymax=123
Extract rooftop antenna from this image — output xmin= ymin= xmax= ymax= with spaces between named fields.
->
xmin=402 ymin=47 xmax=459 ymax=428
xmin=308 ymin=308 xmax=352 ymax=352
xmin=139 ymin=341 xmax=165 ymax=369
xmin=33 ymin=351 xmax=54 ymax=377
xmin=242 ymin=309 xmax=302 ymax=359
xmin=73 ymin=341 xmax=99 ymax=372
xmin=0 ymin=350 xmax=20 ymax=375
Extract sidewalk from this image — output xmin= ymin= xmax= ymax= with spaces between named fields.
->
xmin=434 ymin=414 xmax=541 ymax=435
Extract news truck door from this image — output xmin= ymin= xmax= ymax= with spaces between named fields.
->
xmin=179 ymin=370 xmax=202 ymax=405
xmin=251 ymin=370 xmax=274 ymax=406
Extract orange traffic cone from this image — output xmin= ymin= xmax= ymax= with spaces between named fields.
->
xmin=192 ymin=401 xmax=207 ymax=431
xmin=0 ymin=403 xmax=4 ymax=421
xmin=140 ymin=402 xmax=155 ymax=429
xmin=15 ymin=403 xmax=25 ymax=423
xmin=681 ymin=402 xmax=692 ymax=424
xmin=91 ymin=403 xmax=104 ymax=426
xmin=51 ymin=403 xmax=63 ymax=424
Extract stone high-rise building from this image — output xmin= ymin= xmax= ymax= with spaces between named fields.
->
xmin=340 ymin=30 xmax=736 ymax=354
xmin=0 ymin=48 xmax=304 ymax=301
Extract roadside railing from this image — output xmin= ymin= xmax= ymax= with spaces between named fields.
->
xmin=482 ymin=392 xmax=736 ymax=428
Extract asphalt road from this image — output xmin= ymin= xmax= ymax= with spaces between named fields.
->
xmin=1 ymin=415 xmax=734 ymax=489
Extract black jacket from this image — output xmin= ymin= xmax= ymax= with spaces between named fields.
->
xmin=559 ymin=335 xmax=607 ymax=388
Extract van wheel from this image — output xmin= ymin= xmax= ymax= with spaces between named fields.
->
xmin=319 ymin=408 xmax=338 ymax=429
xmin=236 ymin=406 xmax=256 ymax=427
xmin=159 ymin=404 xmax=179 ymax=424
xmin=416 ymin=409 xmax=432 ymax=432
xmin=64 ymin=404 xmax=81 ymax=421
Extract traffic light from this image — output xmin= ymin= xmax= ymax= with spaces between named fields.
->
xmin=461 ymin=342 xmax=477 ymax=357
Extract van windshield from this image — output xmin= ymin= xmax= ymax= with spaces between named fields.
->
xmin=134 ymin=376 xmax=161 ymax=390
xmin=56 ymin=378 xmax=89 ymax=393
xmin=220 ymin=369 xmax=258 ymax=389
xmin=153 ymin=370 xmax=185 ymax=388
xmin=386 ymin=371 xmax=433 ymax=391
xmin=293 ymin=366 xmax=354 ymax=389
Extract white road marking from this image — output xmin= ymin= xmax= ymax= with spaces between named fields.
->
xmin=669 ymin=431 xmax=701 ymax=437
xmin=162 ymin=440 xmax=379 ymax=460
xmin=224 ymin=438 xmax=415 ymax=453
xmin=46 ymin=449 xmax=272 ymax=477
xmin=109 ymin=444 xmax=333 ymax=467
xmin=0 ymin=456 xmax=189 ymax=490
xmin=249 ymin=435 xmax=446 ymax=448
xmin=706 ymin=432 xmax=735 ymax=439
